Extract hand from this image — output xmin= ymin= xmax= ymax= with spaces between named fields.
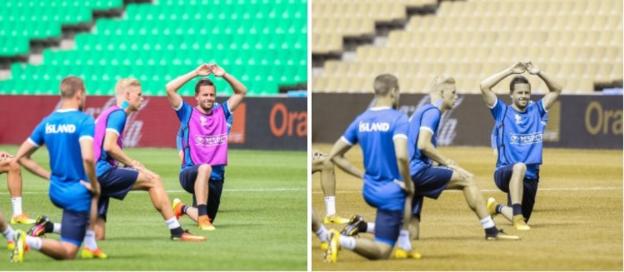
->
xmin=209 ymin=64 xmax=226 ymax=77
xmin=510 ymin=62 xmax=526 ymax=74
xmin=0 ymin=152 xmax=13 ymax=161
xmin=81 ymin=180 xmax=100 ymax=197
xmin=130 ymin=160 xmax=145 ymax=170
xmin=194 ymin=64 xmax=212 ymax=76
xmin=448 ymin=164 xmax=474 ymax=180
xmin=524 ymin=61 xmax=540 ymax=75
xmin=443 ymin=158 xmax=457 ymax=167
xmin=312 ymin=151 xmax=327 ymax=161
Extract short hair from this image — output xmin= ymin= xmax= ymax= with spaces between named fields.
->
xmin=429 ymin=75 xmax=455 ymax=94
xmin=115 ymin=78 xmax=141 ymax=96
xmin=373 ymin=74 xmax=399 ymax=96
xmin=60 ymin=76 xmax=85 ymax=98
xmin=195 ymin=78 xmax=216 ymax=96
xmin=509 ymin=76 xmax=530 ymax=93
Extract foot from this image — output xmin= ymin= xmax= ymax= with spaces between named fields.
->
xmin=340 ymin=214 xmax=366 ymax=236
xmin=172 ymin=198 xmax=185 ymax=220
xmin=171 ymin=229 xmax=207 ymax=242
xmin=392 ymin=247 xmax=422 ymax=259
xmin=320 ymin=241 xmax=329 ymax=251
xmin=80 ymin=247 xmax=108 ymax=259
xmin=7 ymin=240 xmax=14 ymax=250
xmin=10 ymin=214 xmax=36 ymax=225
xmin=10 ymin=230 xmax=26 ymax=263
xmin=27 ymin=215 xmax=52 ymax=237
xmin=486 ymin=197 xmax=498 ymax=217
xmin=512 ymin=215 xmax=531 ymax=230
xmin=323 ymin=214 xmax=350 ymax=225
xmin=324 ymin=229 xmax=340 ymax=263
xmin=485 ymin=229 xmax=520 ymax=240
xmin=198 ymin=215 xmax=215 ymax=231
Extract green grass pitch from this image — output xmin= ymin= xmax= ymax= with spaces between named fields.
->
xmin=0 ymin=145 xmax=306 ymax=270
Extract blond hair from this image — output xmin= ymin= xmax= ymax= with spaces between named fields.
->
xmin=429 ymin=75 xmax=455 ymax=95
xmin=115 ymin=78 xmax=141 ymax=96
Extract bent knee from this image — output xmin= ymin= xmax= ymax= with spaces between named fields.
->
xmin=8 ymin=161 xmax=20 ymax=172
xmin=513 ymin=163 xmax=527 ymax=173
xmin=198 ymin=164 xmax=212 ymax=175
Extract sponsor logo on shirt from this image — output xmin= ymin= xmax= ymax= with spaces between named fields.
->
xmin=45 ymin=123 xmax=76 ymax=134
xmin=359 ymin=122 xmax=390 ymax=132
xmin=509 ymin=132 xmax=543 ymax=145
xmin=194 ymin=134 xmax=227 ymax=147
xmin=514 ymin=114 xmax=522 ymax=125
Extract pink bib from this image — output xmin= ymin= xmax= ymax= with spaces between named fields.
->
xmin=187 ymin=105 xmax=228 ymax=165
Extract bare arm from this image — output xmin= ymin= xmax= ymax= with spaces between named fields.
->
xmin=165 ymin=64 xmax=213 ymax=109
xmin=417 ymin=129 xmax=455 ymax=166
xmin=326 ymin=138 xmax=353 ymax=168
xmin=12 ymin=140 xmax=50 ymax=180
xmin=480 ymin=62 xmax=526 ymax=108
xmin=103 ymin=131 xmax=139 ymax=168
xmin=79 ymin=138 xmax=100 ymax=232
xmin=394 ymin=136 xmax=414 ymax=230
xmin=525 ymin=61 xmax=562 ymax=110
xmin=211 ymin=64 xmax=247 ymax=112
xmin=332 ymin=154 xmax=364 ymax=179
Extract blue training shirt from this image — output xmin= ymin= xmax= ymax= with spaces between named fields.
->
xmin=176 ymin=108 xmax=233 ymax=180
xmin=407 ymin=103 xmax=442 ymax=175
xmin=95 ymin=109 xmax=127 ymax=176
xmin=342 ymin=106 xmax=409 ymax=186
xmin=175 ymin=101 xmax=232 ymax=178
xmin=490 ymin=98 xmax=547 ymax=179
xmin=28 ymin=109 xmax=94 ymax=212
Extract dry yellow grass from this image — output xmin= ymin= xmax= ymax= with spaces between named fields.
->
xmin=312 ymin=144 xmax=622 ymax=270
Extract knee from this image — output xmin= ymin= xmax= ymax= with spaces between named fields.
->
xmin=513 ymin=163 xmax=527 ymax=174
xmin=320 ymin=159 xmax=334 ymax=172
xmin=8 ymin=161 xmax=20 ymax=173
xmin=198 ymin=164 xmax=212 ymax=175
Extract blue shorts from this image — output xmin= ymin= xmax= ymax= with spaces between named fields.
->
xmin=97 ymin=167 xmax=139 ymax=219
xmin=180 ymin=165 xmax=225 ymax=222
xmin=60 ymin=209 xmax=89 ymax=247
xmin=362 ymin=181 xmax=405 ymax=212
xmin=374 ymin=209 xmax=403 ymax=246
xmin=410 ymin=166 xmax=453 ymax=217
xmin=49 ymin=181 xmax=91 ymax=213
xmin=494 ymin=164 xmax=540 ymax=222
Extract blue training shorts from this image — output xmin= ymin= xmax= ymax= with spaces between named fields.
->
xmin=374 ymin=209 xmax=403 ymax=246
xmin=179 ymin=165 xmax=225 ymax=222
xmin=410 ymin=166 xmax=453 ymax=217
xmin=97 ymin=167 xmax=139 ymax=219
xmin=60 ymin=209 xmax=89 ymax=247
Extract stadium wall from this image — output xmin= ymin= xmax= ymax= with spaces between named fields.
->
xmin=312 ymin=93 xmax=622 ymax=149
xmin=1 ymin=95 xmax=306 ymax=150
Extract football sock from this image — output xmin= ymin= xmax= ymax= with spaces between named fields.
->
xmin=83 ymin=230 xmax=98 ymax=250
xmin=324 ymin=196 xmax=336 ymax=216
xmin=511 ymin=203 xmax=522 ymax=216
xmin=480 ymin=216 xmax=496 ymax=229
xmin=197 ymin=204 xmax=208 ymax=216
xmin=495 ymin=204 xmax=504 ymax=214
xmin=11 ymin=197 xmax=23 ymax=216
xmin=339 ymin=235 xmax=356 ymax=250
xmin=366 ymin=222 xmax=375 ymax=233
xmin=2 ymin=225 xmax=15 ymax=241
xmin=25 ymin=236 xmax=42 ymax=250
xmin=397 ymin=229 xmax=412 ymax=250
xmin=181 ymin=204 xmax=189 ymax=214
xmin=52 ymin=223 xmax=61 ymax=234
xmin=315 ymin=225 xmax=329 ymax=242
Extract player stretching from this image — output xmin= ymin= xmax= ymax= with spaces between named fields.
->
xmin=0 ymin=151 xmax=36 ymax=226
xmin=480 ymin=61 xmax=562 ymax=230
xmin=323 ymin=74 xmax=415 ymax=262
xmin=165 ymin=63 xmax=246 ymax=230
xmin=343 ymin=76 xmax=519 ymax=241
xmin=312 ymin=150 xmax=362 ymax=224
xmin=29 ymin=78 xmax=206 ymax=245
xmin=10 ymin=76 xmax=100 ymax=262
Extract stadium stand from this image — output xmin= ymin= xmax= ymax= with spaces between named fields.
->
xmin=312 ymin=0 xmax=623 ymax=93
xmin=0 ymin=0 xmax=307 ymax=96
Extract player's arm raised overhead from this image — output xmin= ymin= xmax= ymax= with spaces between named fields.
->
xmin=165 ymin=64 xmax=213 ymax=109
xmin=480 ymin=62 xmax=526 ymax=107
xmin=525 ymin=61 xmax=562 ymax=110
xmin=210 ymin=64 xmax=247 ymax=112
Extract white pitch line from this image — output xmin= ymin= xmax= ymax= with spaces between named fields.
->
xmin=0 ymin=187 xmax=305 ymax=195
xmin=313 ymin=186 xmax=622 ymax=194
